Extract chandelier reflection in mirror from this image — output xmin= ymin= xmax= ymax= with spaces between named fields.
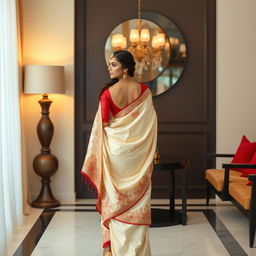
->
xmin=105 ymin=0 xmax=170 ymax=82
xmin=111 ymin=19 xmax=167 ymax=76
xmin=105 ymin=18 xmax=170 ymax=83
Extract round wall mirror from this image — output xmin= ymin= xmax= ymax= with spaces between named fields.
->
xmin=104 ymin=12 xmax=187 ymax=96
xmin=105 ymin=18 xmax=170 ymax=83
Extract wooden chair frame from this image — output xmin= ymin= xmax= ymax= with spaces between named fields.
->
xmin=205 ymin=153 xmax=256 ymax=247
xmin=205 ymin=154 xmax=234 ymax=204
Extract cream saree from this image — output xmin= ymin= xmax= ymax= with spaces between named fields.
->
xmin=81 ymin=88 xmax=157 ymax=255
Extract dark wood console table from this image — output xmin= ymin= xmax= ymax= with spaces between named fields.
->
xmin=151 ymin=155 xmax=188 ymax=227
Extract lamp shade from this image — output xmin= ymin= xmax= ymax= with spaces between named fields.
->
xmin=140 ymin=29 xmax=150 ymax=42
xmin=130 ymin=29 xmax=140 ymax=42
xmin=24 ymin=65 xmax=65 ymax=94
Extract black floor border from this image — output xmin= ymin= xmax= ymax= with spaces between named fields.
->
xmin=203 ymin=209 xmax=248 ymax=256
xmin=12 ymin=208 xmax=248 ymax=256
xmin=12 ymin=209 xmax=55 ymax=256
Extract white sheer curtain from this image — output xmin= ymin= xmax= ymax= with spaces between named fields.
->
xmin=0 ymin=0 xmax=24 ymax=254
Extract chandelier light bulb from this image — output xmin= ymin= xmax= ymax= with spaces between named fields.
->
xmin=156 ymin=33 xmax=165 ymax=47
xmin=174 ymin=38 xmax=180 ymax=46
xmin=130 ymin=29 xmax=140 ymax=42
xmin=179 ymin=43 xmax=186 ymax=53
xmin=111 ymin=35 xmax=117 ymax=48
xmin=152 ymin=35 xmax=158 ymax=48
xmin=179 ymin=43 xmax=186 ymax=57
xmin=115 ymin=34 xmax=123 ymax=45
xmin=121 ymin=36 xmax=127 ymax=49
xmin=169 ymin=37 xmax=176 ymax=47
xmin=140 ymin=29 xmax=150 ymax=42
xmin=112 ymin=34 xmax=125 ymax=48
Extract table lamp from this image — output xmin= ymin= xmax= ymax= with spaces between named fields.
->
xmin=24 ymin=65 xmax=65 ymax=208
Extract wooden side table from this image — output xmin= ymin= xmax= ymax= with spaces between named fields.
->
xmin=151 ymin=154 xmax=189 ymax=227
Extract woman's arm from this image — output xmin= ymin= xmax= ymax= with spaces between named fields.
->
xmin=100 ymin=91 xmax=110 ymax=125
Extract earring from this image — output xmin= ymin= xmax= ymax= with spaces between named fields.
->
xmin=123 ymin=73 xmax=127 ymax=80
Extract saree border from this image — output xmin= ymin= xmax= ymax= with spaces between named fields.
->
xmin=102 ymin=171 xmax=152 ymax=229
xmin=81 ymin=166 xmax=153 ymax=228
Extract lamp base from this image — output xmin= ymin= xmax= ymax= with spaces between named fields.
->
xmin=31 ymin=177 xmax=60 ymax=208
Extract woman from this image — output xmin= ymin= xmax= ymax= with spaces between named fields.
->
xmin=81 ymin=50 xmax=157 ymax=256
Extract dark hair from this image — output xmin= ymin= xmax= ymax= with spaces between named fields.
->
xmin=98 ymin=50 xmax=136 ymax=99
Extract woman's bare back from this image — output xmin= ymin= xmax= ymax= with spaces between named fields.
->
xmin=109 ymin=81 xmax=141 ymax=109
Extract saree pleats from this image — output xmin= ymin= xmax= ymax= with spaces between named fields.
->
xmin=81 ymin=88 xmax=157 ymax=254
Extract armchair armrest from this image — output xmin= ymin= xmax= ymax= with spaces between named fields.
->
xmin=206 ymin=153 xmax=234 ymax=158
xmin=222 ymin=163 xmax=256 ymax=169
xmin=221 ymin=164 xmax=256 ymax=198
xmin=248 ymin=174 xmax=256 ymax=184
xmin=248 ymin=174 xmax=256 ymax=182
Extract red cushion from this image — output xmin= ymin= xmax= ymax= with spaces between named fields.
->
xmin=231 ymin=135 xmax=256 ymax=172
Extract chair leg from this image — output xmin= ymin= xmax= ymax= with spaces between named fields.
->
xmin=206 ymin=180 xmax=211 ymax=206
xmin=249 ymin=212 xmax=256 ymax=248
xmin=249 ymin=180 xmax=256 ymax=248
xmin=249 ymin=195 xmax=256 ymax=248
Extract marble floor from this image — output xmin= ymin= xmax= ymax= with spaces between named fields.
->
xmin=6 ymin=199 xmax=256 ymax=256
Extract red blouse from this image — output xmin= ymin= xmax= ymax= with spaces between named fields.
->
xmin=100 ymin=83 xmax=148 ymax=122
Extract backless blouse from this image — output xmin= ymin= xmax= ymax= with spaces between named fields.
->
xmin=100 ymin=83 xmax=148 ymax=122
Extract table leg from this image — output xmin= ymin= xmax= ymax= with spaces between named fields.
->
xmin=181 ymin=167 xmax=187 ymax=225
xmin=170 ymin=169 xmax=175 ymax=216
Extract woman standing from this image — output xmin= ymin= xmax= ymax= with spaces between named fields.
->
xmin=81 ymin=50 xmax=157 ymax=256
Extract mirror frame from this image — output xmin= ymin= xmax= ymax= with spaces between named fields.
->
xmin=141 ymin=11 xmax=188 ymax=97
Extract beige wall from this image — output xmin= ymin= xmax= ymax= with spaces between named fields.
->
xmin=216 ymin=0 xmax=256 ymax=167
xmin=20 ymin=0 xmax=256 ymax=201
xmin=20 ymin=0 xmax=75 ymax=201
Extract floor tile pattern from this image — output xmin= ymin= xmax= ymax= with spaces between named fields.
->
xmin=7 ymin=199 xmax=256 ymax=256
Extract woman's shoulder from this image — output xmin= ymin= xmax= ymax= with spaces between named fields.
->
xmin=100 ymin=88 xmax=110 ymax=100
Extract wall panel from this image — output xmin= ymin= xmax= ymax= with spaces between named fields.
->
xmin=75 ymin=0 xmax=216 ymax=198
